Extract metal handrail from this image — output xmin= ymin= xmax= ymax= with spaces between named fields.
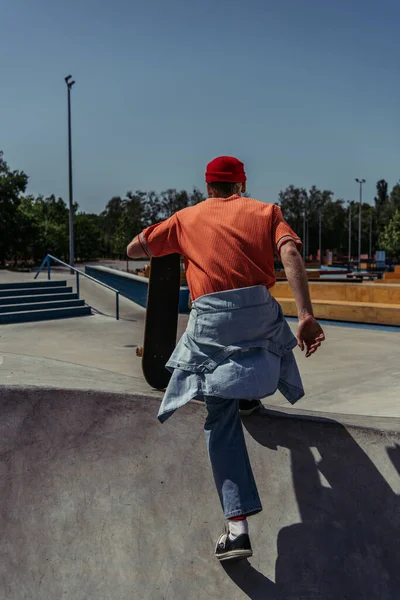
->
xmin=34 ymin=254 xmax=120 ymax=320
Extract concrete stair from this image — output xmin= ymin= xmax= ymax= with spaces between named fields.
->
xmin=0 ymin=280 xmax=92 ymax=324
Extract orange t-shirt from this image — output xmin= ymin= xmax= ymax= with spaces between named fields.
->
xmin=138 ymin=195 xmax=302 ymax=301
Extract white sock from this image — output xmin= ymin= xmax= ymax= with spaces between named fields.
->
xmin=228 ymin=519 xmax=248 ymax=540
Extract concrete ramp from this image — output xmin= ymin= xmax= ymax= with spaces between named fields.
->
xmin=1 ymin=387 xmax=400 ymax=599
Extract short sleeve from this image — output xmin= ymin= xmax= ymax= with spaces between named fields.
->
xmin=138 ymin=214 xmax=182 ymax=258
xmin=272 ymin=206 xmax=302 ymax=254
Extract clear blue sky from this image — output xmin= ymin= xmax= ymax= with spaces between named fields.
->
xmin=1 ymin=0 xmax=399 ymax=213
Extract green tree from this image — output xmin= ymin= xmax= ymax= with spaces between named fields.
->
xmin=14 ymin=195 xmax=42 ymax=264
xmin=112 ymin=193 xmax=144 ymax=256
xmin=19 ymin=194 xmax=71 ymax=262
xmin=379 ymin=211 xmax=400 ymax=258
xmin=35 ymin=195 xmax=70 ymax=259
xmin=319 ymin=200 xmax=347 ymax=256
xmin=112 ymin=213 xmax=132 ymax=257
xmin=374 ymin=180 xmax=400 ymax=233
xmin=278 ymin=185 xmax=308 ymax=236
xmin=0 ymin=152 xmax=28 ymax=264
xmin=159 ymin=189 xmax=190 ymax=219
xmin=101 ymin=196 xmax=124 ymax=255
xmin=390 ymin=182 xmax=400 ymax=212
xmin=39 ymin=195 xmax=70 ymax=258
xmin=75 ymin=213 xmax=104 ymax=261
xmin=278 ymin=185 xmax=338 ymax=256
xmin=374 ymin=179 xmax=390 ymax=229
xmin=143 ymin=191 xmax=161 ymax=226
xmin=189 ymin=188 xmax=206 ymax=205
xmin=141 ymin=188 xmax=205 ymax=226
xmin=304 ymin=186 xmax=335 ymax=255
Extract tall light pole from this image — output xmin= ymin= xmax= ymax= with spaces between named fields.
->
xmin=355 ymin=178 xmax=366 ymax=269
xmin=318 ymin=211 xmax=322 ymax=268
xmin=65 ymin=75 xmax=75 ymax=268
xmin=369 ymin=209 xmax=373 ymax=260
xmin=348 ymin=201 xmax=352 ymax=266
xmin=303 ymin=209 xmax=306 ymax=261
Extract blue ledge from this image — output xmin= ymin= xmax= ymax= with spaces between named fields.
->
xmin=85 ymin=265 xmax=190 ymax=314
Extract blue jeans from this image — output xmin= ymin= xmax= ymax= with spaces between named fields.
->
xmin=204 ymin=396 xmax=262 ymax=519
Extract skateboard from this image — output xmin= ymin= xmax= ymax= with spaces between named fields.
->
xmin=136 ymin=254 xmax=181 ymax=390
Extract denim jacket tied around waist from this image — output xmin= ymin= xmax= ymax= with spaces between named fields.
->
xmin=157 ymin=285 xmax=304 ymax=423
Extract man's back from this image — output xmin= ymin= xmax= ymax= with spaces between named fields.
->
xmin=140 ymin=194 xmax=301 ymax=300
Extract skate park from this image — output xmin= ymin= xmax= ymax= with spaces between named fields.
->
xmin=3 ymin=0 xmax=400 ymax=593
xmin=1 ymin=265 xmax=400 ymax=600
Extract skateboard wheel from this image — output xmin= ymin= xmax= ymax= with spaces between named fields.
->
xmin=136 ymin=347 xmax=144 ymax=357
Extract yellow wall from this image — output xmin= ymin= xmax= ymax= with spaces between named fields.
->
xmin=271 ymin=282 xmax=400 ymax=304
xmin=277 ymin=297 xmax=400 ymax=326
xmin=384 ymin=272 xmax=400 ymax=281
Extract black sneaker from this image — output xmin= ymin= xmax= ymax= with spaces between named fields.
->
xmin=239 ymin=399 xmax=262 ymax=416
xmin=214 ymin=532 xmax=253 ymax=562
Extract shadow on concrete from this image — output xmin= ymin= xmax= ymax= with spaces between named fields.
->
xmin=223 ymin=410 xmax=400 ymax=600
xmin=90 ymin=307 xmax=138 ymax=322
xmin=222 ymin=560 xmax=278 ymax=600
xmin=387 ymin=443 xmax=400 ymax=478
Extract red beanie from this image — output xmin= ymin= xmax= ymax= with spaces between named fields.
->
xmin=205 ymin=156 xmax=246 ymax=183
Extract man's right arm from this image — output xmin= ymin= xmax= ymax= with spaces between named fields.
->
xmin=279 ymin=241 xmax=325 ymax=357
xmin=127 ymin=214 xmax=182 ymax=260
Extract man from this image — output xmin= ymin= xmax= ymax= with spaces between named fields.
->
xmin=127 ymin=156 xmax=325 ymax=562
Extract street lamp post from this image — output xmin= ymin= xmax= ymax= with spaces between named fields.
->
xmin=303 ymin=210 xmax=306 ymax=261
xmin=348 ymin=201 xmax=352 ymax=266
xmin=318 ymin=211 xmax=322 ymax=268
xmin=369 ymin=210 xmax=373 ymax=260
xmin=65 ymin=75 xmax=76 ymax=268
xmin=355 ymin=178 xmax=366 ymax=270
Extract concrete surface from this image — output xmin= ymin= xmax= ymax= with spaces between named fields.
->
xmin=1 ymin=387 xmax=400 ymax=600
xmin=1 ymin=270 xmax=400 ymax=599
xmin=0 ymin=269 xmax=399 ymax=418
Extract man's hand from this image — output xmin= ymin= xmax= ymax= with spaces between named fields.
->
xmin=297 ymin=313 xmax=325 ymax=358
xmin=279 ymin=241 xmax=325 ymax=357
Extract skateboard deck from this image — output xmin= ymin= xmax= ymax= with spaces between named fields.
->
xmin=137 ymin=254 xmax=181 ymax=390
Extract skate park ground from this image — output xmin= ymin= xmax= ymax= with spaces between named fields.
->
xmin=1 ymin=269 xmax=400 ymax=599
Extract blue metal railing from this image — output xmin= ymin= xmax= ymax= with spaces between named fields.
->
xmin=34 ymin=254 xmax=120 ymax=320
